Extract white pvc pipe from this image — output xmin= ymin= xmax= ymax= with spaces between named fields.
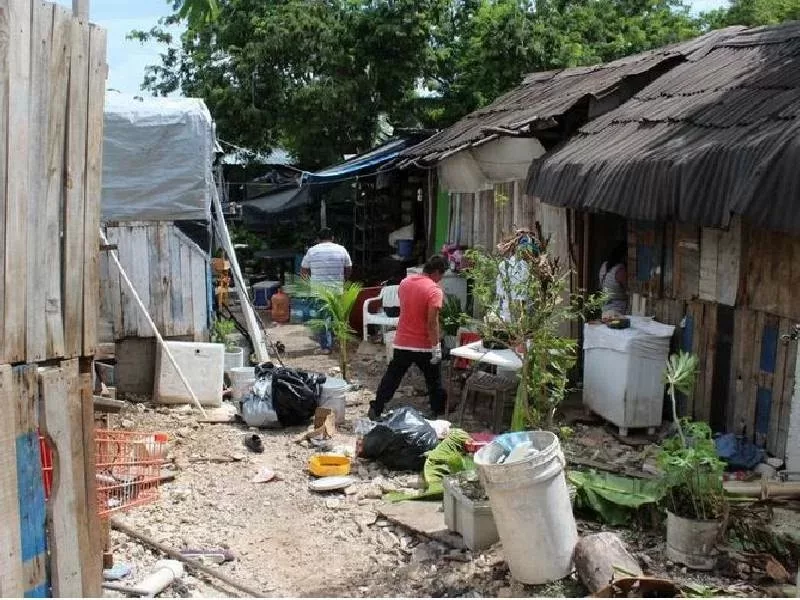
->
xmin=100 ymin=230 xmax=207 ymax=417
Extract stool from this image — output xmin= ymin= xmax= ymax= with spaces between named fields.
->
xmin=458 ymin=371 xmax=518 ymax=432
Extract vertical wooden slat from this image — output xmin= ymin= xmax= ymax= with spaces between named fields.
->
xmin=130 ymin=225 xmax=152 ymax=336
xmin=767 ymin=317 xmax=789 ymax=454
xmin=0 ymin=364 xmax=23 ymax=596
xmin=776 ymin=337 xmax=798 ymax=459
xmin=40 ymin=360 xmax=90 ymax=597
xmin=63 ymin=16 xmax=89 ymax=356
xmin=699 ymin=228 xmax=719 ymax=303
xmin=700 ymin=303 xmax=717 ymax=423
xmin=25 ymin=0 xmax=51 ymax=363
xmin=0 ymin=0 xmax=9 ymax=364
xmin=747 ymin=311 xmax=766 ymax=443
xmin=13 ymin=364 xmax=48 ymax=597
xmin=675 ymin=223 xmax=700 ymax=301
xmin=147 ymin=224 xmax=166 ymax=333
xmin=4 ymin=0 xmax=32 ymax=362
xmin=169 ymin=226 xmax=184 ymax=336
xmin=716 ymin=217 xmax=741 ymax=307
xmin=105 ymin=226 xmax=124 ymax=337
xmin=81 ymin=24 xmax=106 ymax=356
xmin=43 ymin=5 xmax=71 ymax=359
xmin=180 ymin=239 xmax=193 ymax=337
xmin=79 ymin=357 xmax=100 ymax=595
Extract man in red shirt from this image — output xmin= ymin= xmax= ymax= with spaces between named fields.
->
xmin=368 ymin=256 xmax=447 ymax=420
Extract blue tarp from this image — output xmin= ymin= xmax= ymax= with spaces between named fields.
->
xmin=304 ymin=138 xmax=417 ymax=184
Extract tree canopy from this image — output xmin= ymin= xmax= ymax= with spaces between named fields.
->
xmin=133 ymin=0 xmax=798 ymax=168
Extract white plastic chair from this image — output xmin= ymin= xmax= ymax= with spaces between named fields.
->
xmin=362 ymin=285 xmax=400 ymax=341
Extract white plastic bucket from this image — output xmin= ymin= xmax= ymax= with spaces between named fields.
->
xmin=229 ymin=366 xmax=256 ymax=404
xmin=474 ymin=431 xmax=578 ymax=584
xmin=319 ymin=377 xmax=348 ymax=424
xmin=224 ymin=347 xmax=244 ymax=373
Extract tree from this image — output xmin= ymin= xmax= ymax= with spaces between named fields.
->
xmin=702 ymin=0 xmax=800 ymax=27
xmin=134 ymin=0 xmax=701 ymax=167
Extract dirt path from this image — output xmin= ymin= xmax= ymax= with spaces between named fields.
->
xmin=106 ymin=344 xmax=757 ymax=597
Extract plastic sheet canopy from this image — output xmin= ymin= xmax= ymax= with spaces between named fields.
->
xmin=102 ymin=94 xmax=215 ymax=222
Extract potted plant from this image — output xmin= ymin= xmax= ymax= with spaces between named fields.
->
xmin=305 ymin=281 xmax=364 ymax=381
xmin=658 ymin=351 xmax=727 ymax=571
xmin=440 ymin=294 xmax=470 ymax=349
xmin=464 ymin=225 xmax=603 ymax=430
xmin=212 ymin=317 xmax=243 ymax=371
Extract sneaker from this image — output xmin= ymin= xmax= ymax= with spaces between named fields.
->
xmin=244 ymin=434 xmax=264 ymax=453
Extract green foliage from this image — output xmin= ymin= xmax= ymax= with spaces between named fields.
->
xmin=664 ymin=351 xmax=699 ymax=446
xmin=211 ymin=317 xmax=237 ymax=350
xmin=702 ymin=0 xmax=800 ymax=28
xmin=440 ymin=294 xmax=470 ymax=336
xmin=133 ymin=0 xmax=702 ymax=167
xmin=464 ymin=230 xmax=603 ymax=430
xmin=568 ymin=469 xmax=663 ymax=525
xmin=657 ymin=419 xmax=726 ymax=520
xmin=304 ymin=281 xmax=363 ymax=380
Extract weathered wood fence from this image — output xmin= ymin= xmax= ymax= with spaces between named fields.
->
xmin=0 ymin=0 xmax=106 ymax=596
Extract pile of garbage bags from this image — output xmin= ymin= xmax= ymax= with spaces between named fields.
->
xmin=241 ymin=362 xmax=326 ymax=428
xmin=361 ymin=407 xmax=439 ymax=471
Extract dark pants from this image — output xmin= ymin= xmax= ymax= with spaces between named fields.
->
xmin=371 ymin=349 xmax=445 ymax=415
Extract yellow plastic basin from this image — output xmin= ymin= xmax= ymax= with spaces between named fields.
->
xmin=308 ymin=454 xmax=352 ymax=477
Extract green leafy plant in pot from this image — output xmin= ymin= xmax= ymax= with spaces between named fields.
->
xmin=211 ymin=317 xmax=238 ymax=351
xmin=658 ymin=351 xmax=727 ymax=571
xmin=440 ymin=294 xmax=469 ymax=348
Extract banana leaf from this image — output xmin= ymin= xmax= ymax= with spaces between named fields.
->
xmin=568 ymin=470 xmax=664 ymax=525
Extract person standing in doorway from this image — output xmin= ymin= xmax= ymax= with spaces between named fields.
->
xmin=599 ymin=242 xmax=628 ymax=319
xmin=368 ymin=256 xmax=447 ymax=420
xmin=301 ymin=228 xmax=353 ymax=352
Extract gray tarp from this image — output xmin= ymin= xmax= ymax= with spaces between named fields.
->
xmin=102 ymin=94 xmax=214 ymax=222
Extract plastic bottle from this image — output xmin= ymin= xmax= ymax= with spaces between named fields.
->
xmin=270 ymin=289 xmax=290 ymax=323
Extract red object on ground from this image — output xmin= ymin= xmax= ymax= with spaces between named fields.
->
xmin=349 ymin=286 xmax=381 ymax=335
xmin=39 ymin=432 xmax=53 ymax=500
xmin=465 ymin=432 xmax=496 ymax=453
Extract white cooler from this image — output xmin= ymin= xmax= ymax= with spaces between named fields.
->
xmin=582 ymin=317 xmax=675 ymax=435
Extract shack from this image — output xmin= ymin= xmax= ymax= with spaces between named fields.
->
xmin=98 ymin=94 xmax=215 ymax=393
xmin=527 ymin=22 xmax=800 ymax=465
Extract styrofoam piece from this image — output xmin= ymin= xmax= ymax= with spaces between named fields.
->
xmin=443 ymin=475 xmax=498 ymax=551
xmin=320 ymin=377 xmax=348 ymax=425
xmin=155 ymin=341 xmax=224 ymax=407
xmin=582 ymin=320 xmax=674 ymax=430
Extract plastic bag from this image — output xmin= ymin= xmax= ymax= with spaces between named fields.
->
xmin=241 ymin=370 xmax=278 ymax=428
xmin=256 ymin=363 xmax=324 ymax=427
xmin=362 ymin=407 xmax=439 ymax=471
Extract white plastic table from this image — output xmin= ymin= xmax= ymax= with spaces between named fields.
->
xmin=449 ymin=341 xmax=523 ymax=371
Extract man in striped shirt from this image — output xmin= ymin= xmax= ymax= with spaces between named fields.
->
xmin=301 ymin=228 xmax=352 ymax=352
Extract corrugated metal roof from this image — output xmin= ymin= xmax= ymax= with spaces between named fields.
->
xmin=400 ymin=28 xmax=741 ymax=163
xmin=528 ymin=21 xmax=800 ymax=234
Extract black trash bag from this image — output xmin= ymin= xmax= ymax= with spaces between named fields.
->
xmin=362 ymin=407 xmax=439 ymax=471
xmin=256 ymin=362 xmax=325 ymax=427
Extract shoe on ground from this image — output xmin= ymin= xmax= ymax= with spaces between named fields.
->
xmin=245 ymin=434 xmax=264 ymax=453
xmin=368 ymin=406 xmax=382 ymax=421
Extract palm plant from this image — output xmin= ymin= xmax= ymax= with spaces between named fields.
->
xmin=664 ymin=351 xmax=699 ymax=447
xmin=305 ymin=281 xmax=363 ymax=380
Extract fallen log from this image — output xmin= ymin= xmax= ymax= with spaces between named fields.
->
xmin=110 ymin=518 xmax=266 ymax=598
xmin=574 ymin=532 xmax=643 ymax=593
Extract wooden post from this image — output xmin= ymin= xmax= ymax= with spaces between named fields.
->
xmin=72 ymin=0 xmax=88 ymax=20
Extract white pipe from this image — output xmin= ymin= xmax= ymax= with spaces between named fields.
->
xmin=136 ymin=560 xmax=184 ymax=597
xmin=100 ymin=230 xmax=207 ymax=417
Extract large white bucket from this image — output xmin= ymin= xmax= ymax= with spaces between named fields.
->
xmin=229 ymin=366 xmax=256 ymax=404
xmin=319 ymin=377 xmax=348 ymax=424
xmin=474 ymin=431 xmax=578 ymax=584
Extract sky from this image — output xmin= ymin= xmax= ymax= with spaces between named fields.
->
xmin=57 ymin=0 xmax=730 ymax=96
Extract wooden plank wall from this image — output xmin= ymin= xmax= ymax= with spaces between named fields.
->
xmin=1 ymin=0 xmax=106 ymax=364
xmin=627 ymin=218 xmax=800 ymax=457
xmin=0 ymin=360 xmax=99 ymax=597
xmin=99 ymin=222 xmax=210 ymax=343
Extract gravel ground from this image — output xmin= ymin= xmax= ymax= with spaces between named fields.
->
xmin=103 ymin=344 xmax=762 ymax=598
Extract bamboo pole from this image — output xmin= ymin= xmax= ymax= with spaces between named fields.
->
xmin=110 ymin=519 xmax=267 ymax=598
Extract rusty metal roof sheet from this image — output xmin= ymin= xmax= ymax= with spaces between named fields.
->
xmin=400 ymin=28 xmax=742 ymax=164
xmin=527 ymin=21 xmax=800 ymax=233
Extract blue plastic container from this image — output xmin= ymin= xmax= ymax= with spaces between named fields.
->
xmin=397 ymin=239 xmax=414 ymax=259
